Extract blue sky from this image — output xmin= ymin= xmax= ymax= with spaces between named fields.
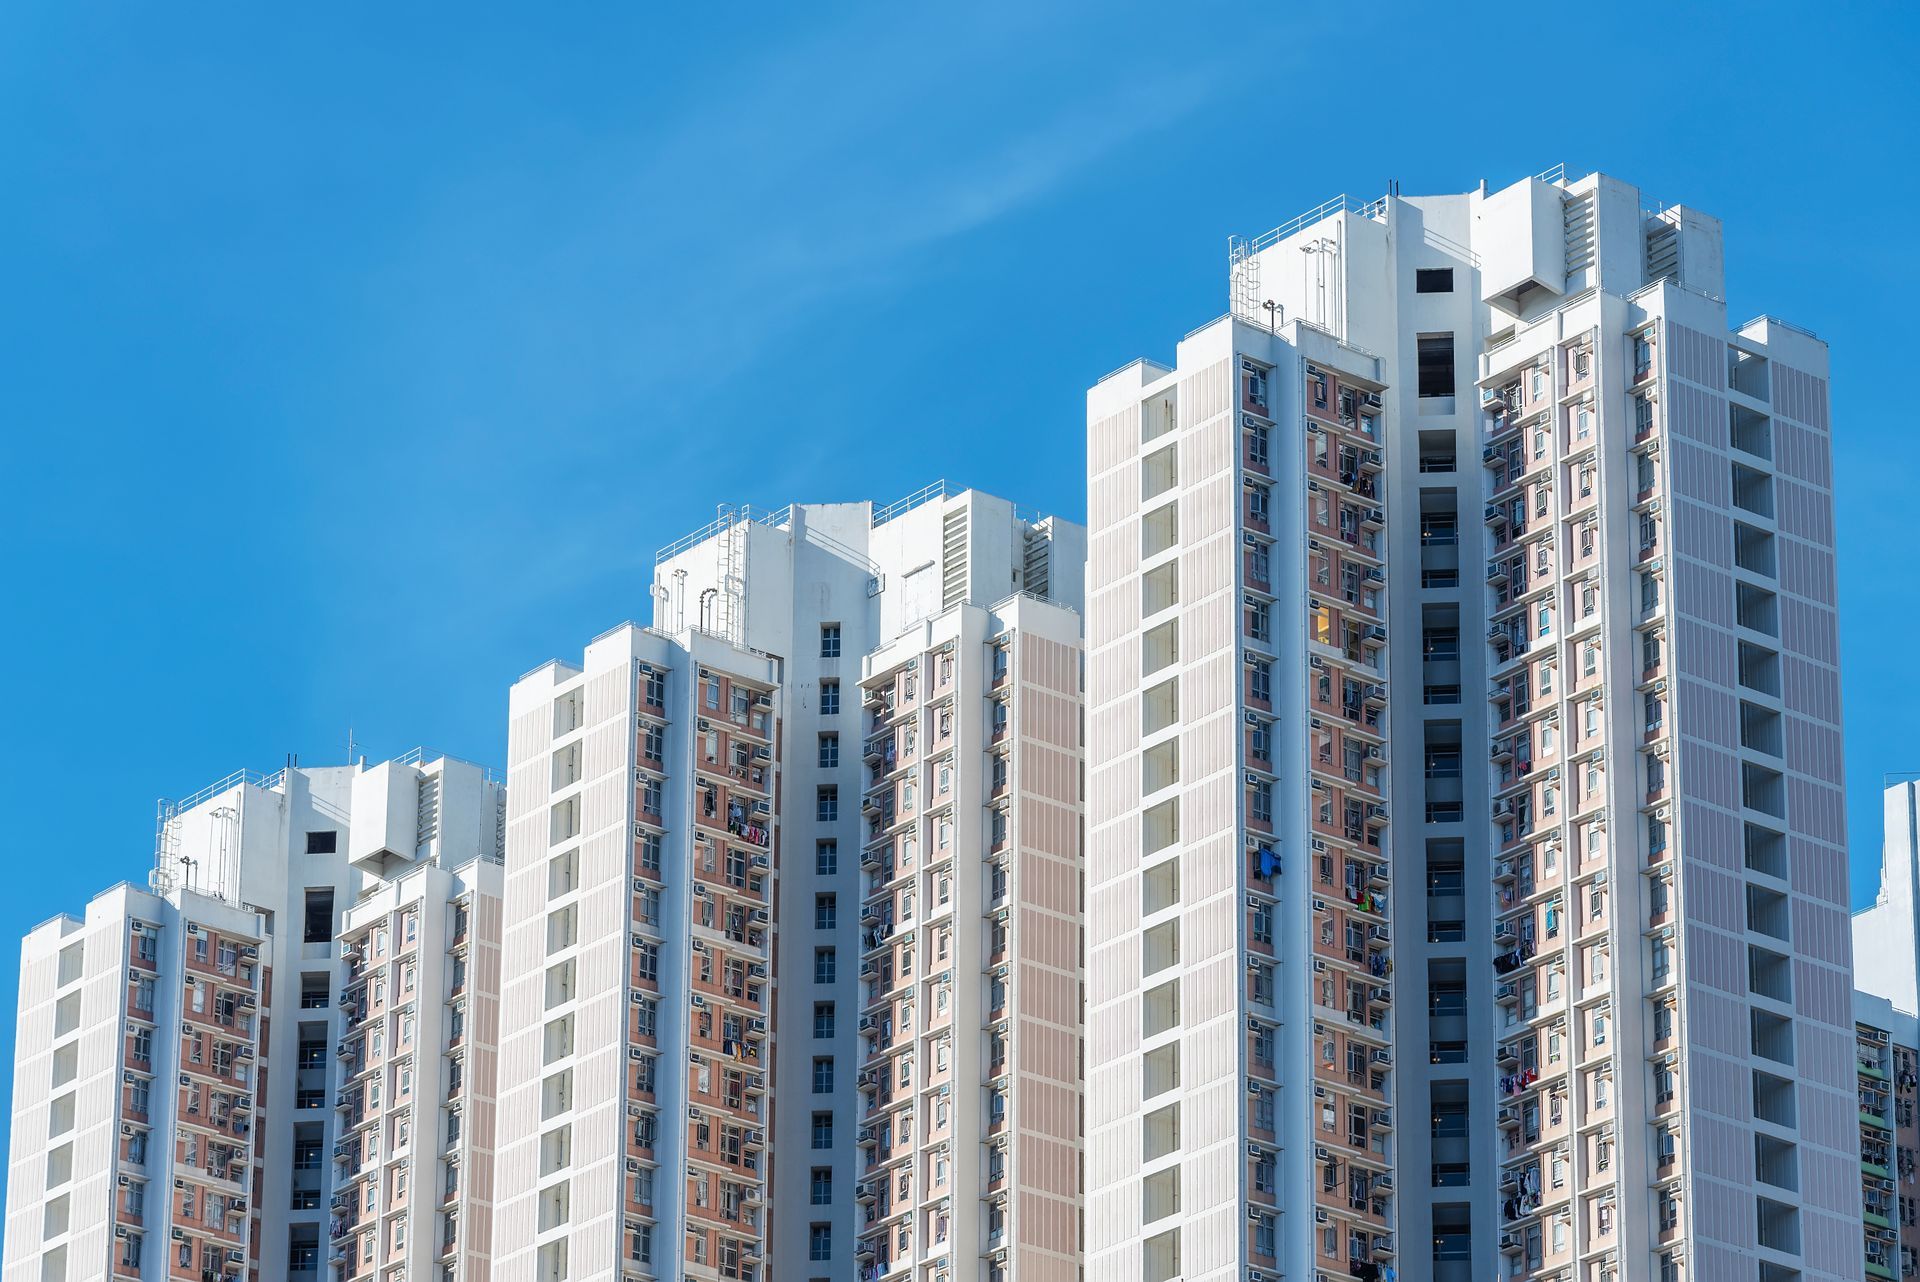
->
xmin=2 ymin=2 xmax=1915 ymax=1190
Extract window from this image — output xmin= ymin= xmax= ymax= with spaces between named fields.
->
xmin=814 ymin=947 xmax=836 ymax=984
xmin=815 ymin=840 xmax=837 ymax=877
xmin=819 ymin=680 xmax=839 ymax=716
xmin=1247 ymin=484 xmax=1270 ymax=525
xmin=1249 ymin=662 xmax=1271 ymax=703
xmin=818 ymin=734 xmax=839 ymax=769
xmin=305 ymin=831 xmax=337 ymax=855
xmin=813 ymin=1003 xmax=835 ymax=1039
xmin=816 ymin=787 xmax=838 ymax=823
xmin=1417 ymin=334 xmax=1456 ymax=398
xmin=809 ymin=1224 xmax=832 ymax=1261
xmin=812 ymin=1058 xmax=835 ymax=1094
xmin=814 ymin=894 xmax=837 ymax=931
xmin=303 ymin=889 xmax=334 ymax=944
xmin=810 ymin=1168 xmax=833 ymax=1205
xmin=819 ymin=625 xmax=841 ymax=658
xmin=1416 ymin=268 xmax=1454 ymax=294
xmin=811 ymin=1112 xmax=833 ymax=1149
xmin=1246 ymin=598 xmax=1271 ymax=642
xmin=299 ymin=973 xmax=329 ymax=1009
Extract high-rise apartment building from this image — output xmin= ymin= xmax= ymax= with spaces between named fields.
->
xmin=331 ymin=779 xmax=505 ymax=1282
xmin=3 ymin=754 xmax=504 ymax=1282
xmin=497 ymin=622 xmax=783 ymax=1282
xmin=1085 ymin=168 xmax=1857 ymax=1282
xmin=7 ymin=167 xmax=1866 ymax=1282
xmin=1855 ymin=780 xmax=1920 ymax=1280
xmin=495 ymin=486 xmax=1084 ymax=1282
xmin=1852 ymin=996 xmax=1917 ymax=1281
xmin=1086 ymin=279 xmax=1397 ymax=1282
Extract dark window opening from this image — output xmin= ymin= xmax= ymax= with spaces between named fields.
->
xmin=302 ymin=889 xmax=334 ymax=944
xmin=1416 ymin=268 xmax=1455 ymax=294
xmin=1418 ymin=334 xmax=1456 ymax=398
xmin=304 ymin=831 xmax=337 ymax=855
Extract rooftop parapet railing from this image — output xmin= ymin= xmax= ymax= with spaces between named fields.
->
xmin=653 ymin=504 xmax=792 ymax=564
xmin=391 ymin=746 xmax=504 ymax=786
xmin=870 ymin=479 xmax=954 ymax=528
xmin=1230 ymin=193 xmax=1390 ymax=263
xmin=159 ymin=767 xmax=288 ymax=824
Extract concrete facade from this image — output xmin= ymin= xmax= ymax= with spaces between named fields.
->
xmin=4 ymin=755 xmax=503 ymax=1282
xmin=1085 ymin=168 xmax=1855 ymax=1282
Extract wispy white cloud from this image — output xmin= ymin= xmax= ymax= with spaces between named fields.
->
xmin=314 ymin=9 xmax=1234 ymax=629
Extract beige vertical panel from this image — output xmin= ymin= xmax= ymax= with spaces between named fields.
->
xmin=1089 ymin=580 xmax=1140 ymax=647
xmin=1089 ymin=406 xmax=1142 ymax=476
xmin=1182 ymin=832 xmax=1237 ymax=906
xmin=1179 ymin=773 xmax=1232 ymax=847
xmin=1182 ymin=651 xmax=1234 ymax=718
xmin=1180 ymin=361 xmax=1231 ymax=428
xmin=1180 ymin=947 xmax=1238 ymax=1031
xmin=1088 ymin=634 xmax=1140 ymax=706
xmin=582 ymin=719 xmax=626 ymax=781
xmin=1181 ymin=413 xmax=1233 ymax=483
xmin=1089 ymin=524 xmax=1141 ymax=593
xmin=1182 ymin=471 xmax=1235 ymax=543
xmin=1180 ymin=708 xmax=1234 ymax=784
xmin=1181 ymin=530 xmax=1232 ymax=603
xmin=1089 ymin=468 xmax=1141 ymax=532
xmin=581 ymin=773 xmax=626 ymax=842
xmin=1181 ymin=1200 xmax=1242 ymax=1280
xmin=583 ymin=665 xmax=628 ymax=726
xmin=1089 ymin=705 xmax=1142 ymax=772
xmin=1183 ymin=593 xmax=1233 ymax=660
xmin=1089 ymin=760 xmax=1141 ymax=833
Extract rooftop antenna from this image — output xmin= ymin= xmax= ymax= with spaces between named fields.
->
xmin=346 ymin=726 xmax=360 ymax=768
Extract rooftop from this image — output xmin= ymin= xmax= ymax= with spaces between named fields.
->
xmin=653 ymin=480 xmax=1054 ymax=564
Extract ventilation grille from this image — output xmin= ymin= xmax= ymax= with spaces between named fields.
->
xmin=1563 ymin=192 xmax=1596 ymax=275
xmin=416 ymin=775 xmax=441 ymax=853
xmin=1644 ymin=215 xmax=1680 ymax=285
xmin=941 ymin=507 xmax=970 ymax=610
xmin=1022 ymin=526 xmax=1051 ymax=601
